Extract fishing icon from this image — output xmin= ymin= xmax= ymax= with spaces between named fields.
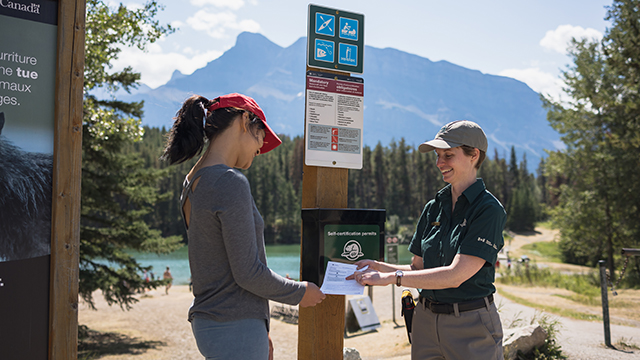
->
xmin=315 ymin=39 xmax=334 ymax=62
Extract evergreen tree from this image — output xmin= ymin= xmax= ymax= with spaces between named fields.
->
xmin=508 ymin=146 xmax=519 ymax=191
xmin=536 ymin=157 xmax=548 ymax=207
xmin=396 ymin=138 xmax=413 ymax=221
xmin=505 ymin=154 xmax=539 ymax=232
xmin=126 ymin=129 xmax=546 ymax=247
xmin=478 ymin=149 xmax=505 ymax=204
xmin=545 ymin=0 xmax=640 ymax=275
xmin=372 ymin=142 xmax=386 ymax=209
xmin=80 ymin=0 xmax=181 ymax=309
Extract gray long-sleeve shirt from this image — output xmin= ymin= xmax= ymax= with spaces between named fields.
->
xmin=181 ymin=164 xmax=305 ymax=328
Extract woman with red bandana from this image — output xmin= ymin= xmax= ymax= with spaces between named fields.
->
xmin=162 ymin=93 xmax=325 ymax=360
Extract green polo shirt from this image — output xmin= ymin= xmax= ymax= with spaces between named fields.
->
xmin=408 ymin=179 xmax=506 ymax=303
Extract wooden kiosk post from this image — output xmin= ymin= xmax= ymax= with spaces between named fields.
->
xmin=298 ymin=5 xmax=365 ymax=358
xmin=49 ymin=0 xmax=86 ymax=358
xmin=298 ymin=130 xmax=349 ymax=359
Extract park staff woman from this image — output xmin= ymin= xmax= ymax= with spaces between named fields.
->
xmin=349 ymin=120 xmax=506 ymax=359
xmin=162 ymin=93 xmax=325 ymax=360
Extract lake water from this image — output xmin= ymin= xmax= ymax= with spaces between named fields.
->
xmin=129 ymin=244 xmax=414 ymax=285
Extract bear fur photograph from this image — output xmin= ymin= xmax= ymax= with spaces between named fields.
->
xmin=0 ymin=112 xmax=53 ymax=261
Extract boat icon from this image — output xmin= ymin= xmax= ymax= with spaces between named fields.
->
xmin=318 ymin=16 xmax=333 ymax=33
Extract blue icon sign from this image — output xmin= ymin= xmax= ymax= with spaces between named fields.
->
xmin=339 ymin=18 xmax=358 ymax=40
xmin=315 ymin=39 xmax=334 ymax=63
xmin=338 ymin=43 xmax=357 ymax=66
xmin=316 ymin=13 xmax=335 ymax=36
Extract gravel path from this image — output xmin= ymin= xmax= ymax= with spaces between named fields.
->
xmin=495 ymin=291 xmax=640 ymax=360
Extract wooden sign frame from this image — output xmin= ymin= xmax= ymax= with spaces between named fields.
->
xmin=49 ymin=0 xmax=86 ymax=358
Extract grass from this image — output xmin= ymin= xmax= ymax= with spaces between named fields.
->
xmin=520 ymin=242 xmax=563 ymax=263
xmin=498 ymin=263 xmax=601 ymax=300
xmin=534 ymin=220 xmax=555 ymax=230
xmin=498 ymin=288 xmax=601 ymax=322
xmin=616 ymin=337 xmax=640 ymax=351
xmin=497 ymin=261 xmax=640 ymax=325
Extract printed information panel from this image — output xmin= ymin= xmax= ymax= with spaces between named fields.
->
xmin=0 ymin=1 xmax=58 ymax=358
xmin=305 ymin=70 xmax=364 ymax=169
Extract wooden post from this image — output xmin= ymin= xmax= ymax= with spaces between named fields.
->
xmin=49 ymin=0 xmax=86 ymax=359
xmin=298 ymin=67 xmax=350 ymax=360
xmin=298 ymin=166 xmax=348 ymax=359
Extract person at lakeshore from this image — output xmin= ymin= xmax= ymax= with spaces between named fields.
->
xmin=348 ymin=120 xmax=506 ymax=360
xmin=162 ymin=93 xmax=325 ymax=360
xmin=163 ymin=266 xmax=173 ymax=295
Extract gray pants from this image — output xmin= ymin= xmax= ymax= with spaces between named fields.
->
xmin=191 ymin=316 xmax=269 ymax=360
xmin=411 ymin=300 xmax=504 ymax=360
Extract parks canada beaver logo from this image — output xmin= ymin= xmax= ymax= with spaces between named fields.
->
xmin=341 ymin=240 xmax=364 ymax=261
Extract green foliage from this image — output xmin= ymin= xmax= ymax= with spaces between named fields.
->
xmin=516 ymin=336 xmax=565 ymax=360
xmin=619 ymin=257 xmax=640 ymax=288
xmin=498 ymin=263 xmax=600 ymax=300
xmin=544 ymin=0 xmax=640 ymax=279
xmin=505 ymin=150 xmax=541 ymax=232
xmin=80 ymin=0 xmax=181 ymax=310
xmin=244 ymin=135 xmax=303 ymax=244
xmin=127 ymin=132 xmax=543 ymax=245
xmin=520 ymin=242 xmax=563 ymax=263
xmin=84 ymin=0 xmax=173 ymax=92
xmin=508 ymin=312 xmax=566 ymax=360
xmin=499 ymin=289 xmax=601 ymax=322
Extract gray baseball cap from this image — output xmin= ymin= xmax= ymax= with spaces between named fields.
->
xmin=418 ymin=120 xmax=488 ymax=153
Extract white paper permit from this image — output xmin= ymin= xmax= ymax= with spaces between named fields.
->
xmin=320 ymin=261 xmax=368 ymax=295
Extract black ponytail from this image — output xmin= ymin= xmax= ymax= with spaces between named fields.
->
xmin=161 ymin=95 xmax=247 ymax=165
xmin=161 ymin=95 xmax=209 ymax=164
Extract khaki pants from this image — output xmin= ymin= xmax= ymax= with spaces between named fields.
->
xmin=411 ymin=300 xmax=503 ymax=360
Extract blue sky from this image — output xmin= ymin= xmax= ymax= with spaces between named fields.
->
xmin=111 ymin=0 xmax=611 ymax=100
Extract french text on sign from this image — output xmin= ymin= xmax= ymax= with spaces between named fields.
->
xmin=304 ymin=70 xmax=364 ymax=169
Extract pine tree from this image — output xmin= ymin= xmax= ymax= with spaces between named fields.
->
xmin=79 ymin=0 xmax=181 ymax=309
xmin=505 ymin=154 xmax=539 ymax=232
xmin=372 ymin=142 xmax=386 ymax=209
xmin=545 ymin=0 xmax=640 ymax=275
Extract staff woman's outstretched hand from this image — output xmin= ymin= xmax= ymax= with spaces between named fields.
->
xmin=353 ymin=259 xmax=395 ymax=273
xmin=298 ymin=281 xmax=326 ymax=307
xmin=346 ymin=268 xmax=394 ymax=286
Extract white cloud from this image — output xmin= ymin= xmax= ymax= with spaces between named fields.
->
xmin=112 ymin=43 xmax=223 ymax=88
xmin=499 ymin=67 xmax=565 ymax=100
xmin=540 ymin=25 xmax=603 ymax=54
xmin=187 ymin=9 xmax=260 ymax=39
xmin=190 ymin=0 xmax=245 ymax=10
xmin=170 ymin=20 xmax=185 ymax=29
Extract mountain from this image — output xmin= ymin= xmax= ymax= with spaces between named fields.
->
xmin=120 ymin=31 xmax=560 ymax=166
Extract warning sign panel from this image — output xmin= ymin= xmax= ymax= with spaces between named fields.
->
xmin=305 ymin=70 xmax=364 ymax=169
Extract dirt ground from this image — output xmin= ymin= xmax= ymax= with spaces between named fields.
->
xmin=78 ymin=228 xmax=640 ymax=360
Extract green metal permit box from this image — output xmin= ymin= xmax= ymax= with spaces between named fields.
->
xmin=301 ymin=208 xmax=385 ymax=286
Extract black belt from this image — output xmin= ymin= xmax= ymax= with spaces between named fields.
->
xmin=418 ymin=294 xmax=493 ymax=314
